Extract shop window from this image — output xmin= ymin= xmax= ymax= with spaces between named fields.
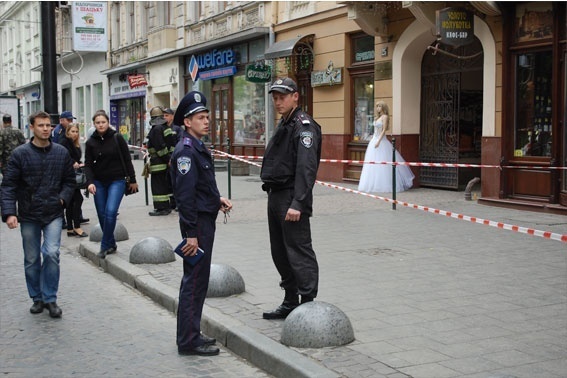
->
xmin=514 ymin=51 xmax=552 ymax=157
xmin=353 ymin=77 xmax=374 ymax=142
xmin=233 ymin=75 xmax=265 ymax=145
xmin=352 ymin=34 xmax=375 ymax=64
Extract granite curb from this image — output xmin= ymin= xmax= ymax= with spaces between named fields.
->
xmin=78 ymin=241 xmax=339 ymax=378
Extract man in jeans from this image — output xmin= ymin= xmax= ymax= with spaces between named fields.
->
xmin=0 ymin=111 xmax=75 ymax=318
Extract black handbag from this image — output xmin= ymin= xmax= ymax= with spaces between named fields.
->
xmin=114 ymin=134 xmax=137 ymax=196
xmin=75 ymin=168 xmax=87 ymax=189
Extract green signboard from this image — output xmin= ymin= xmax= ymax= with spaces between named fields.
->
xmin=245 ymin=64 xmax=271 ymax=83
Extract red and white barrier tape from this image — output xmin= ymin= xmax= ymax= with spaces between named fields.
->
xmin=212 ymin=150 xmax=567 ymax=244
xmin=211 ymin=153 xmax=566 ymax=170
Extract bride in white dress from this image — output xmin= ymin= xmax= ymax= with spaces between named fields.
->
xmin=358 ymin=101 xmax=414 ymax=193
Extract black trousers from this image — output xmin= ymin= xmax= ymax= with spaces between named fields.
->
xmin=267 ymin=189 xmax=319 ymax=299
xmin=150 ymin=169 xmax=171 ymax=211
xmin=176 ymin=212 xmax=216 ymax=350
xmin=65 ymin=189 xmax=84 ymax=230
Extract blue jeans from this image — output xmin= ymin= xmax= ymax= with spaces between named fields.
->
xmin=93 ymin=179 xmax=125 ymax=252
xmin=20 ymin=217 xmax=63 ymax=303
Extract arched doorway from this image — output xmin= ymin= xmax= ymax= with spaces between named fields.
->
xmin=419 ymin=38 xmax=484 ymax=189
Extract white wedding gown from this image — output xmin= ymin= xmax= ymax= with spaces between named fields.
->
xmin=358 ymin=120 xmax=414 ymax=193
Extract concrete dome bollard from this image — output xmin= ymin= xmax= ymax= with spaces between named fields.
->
xmin=89 ymin=222 xmax=129 ymax=242
xmin=206 ymin=263 xmax=245 ymax=297
xmin=281 ymin=301 xmax=355 ymax=348
xmin=129 ymin=237 xmax=176 ymax=264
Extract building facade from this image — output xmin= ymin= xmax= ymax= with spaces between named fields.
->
xmin=0 ymin=1 xmax=42 ymax=136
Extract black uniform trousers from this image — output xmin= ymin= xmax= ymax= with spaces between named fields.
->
xmin=150 ymin=169 xmax=171 ymax=211
xmin=176 ymin=212 xmax=217 ymax=350
xmin=267 ymin=188 xmax=318 ymax=299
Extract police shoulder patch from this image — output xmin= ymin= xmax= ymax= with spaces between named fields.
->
xmin=300 ymin=131 xmax=314 ymax=148
xmin=177 ymin=156 xmax=191 ymax=174
xmin=183 ymin=137 xmax=192 ymax=147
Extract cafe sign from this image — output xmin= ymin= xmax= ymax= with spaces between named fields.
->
xmin=245 ymin=64 xmax=271 ymax=83
xmin=436 ymin=7 xmax=474 ymax=47
xmin=311 ymin=68 xmax=343 ymax=87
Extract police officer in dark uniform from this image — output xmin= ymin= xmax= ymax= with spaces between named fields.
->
xmin=170 ymin=91 xmax=233 ymax=356
xmin=261 ymin=77 xmax=322 ymax=319
xmin=146 ymin=106 xmax=173 ymax=216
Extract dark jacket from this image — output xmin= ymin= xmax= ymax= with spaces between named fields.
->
xmin=170 ymin=131 xmax=221 ymax=238
xmin=84 ymin=128 xmax=136 ymax=186
xmin=59 ymin=136 xmax=82 ymax=164
xmin=0 ymin=139 xmax=75 ymax=224
xmin=261 ymin=107 xmax=322 ymax=216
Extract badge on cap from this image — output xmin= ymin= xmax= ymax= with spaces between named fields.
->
xmin=177 ymin=156 xmax=191 ymax=174
xmin=300 ymin=131 xmax=314 ymax=148
xmin=194 ymin=93 xmax=201 ymax=103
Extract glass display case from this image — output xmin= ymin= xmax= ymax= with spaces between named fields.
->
xmin=514 ymin=50 xmax=552 ymax=157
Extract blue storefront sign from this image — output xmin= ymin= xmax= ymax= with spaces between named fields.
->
xmin=188 ymin=48 xmax=237 ymax=81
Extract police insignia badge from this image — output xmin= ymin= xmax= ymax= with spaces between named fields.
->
xmin=300 ymin=131 xmax=314 ymax=148
xmin=194 ymin=93 xmax=201 ymax=103
xmin=177 ymin=156 xmax=191 ymax=174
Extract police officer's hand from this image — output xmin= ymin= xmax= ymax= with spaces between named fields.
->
xmin=220 ymin=197 xmax=232 ymax=213
xmin=181 ymin=237 xmax=199 ymax=257
xmin=88 ymin=183 xmax=96 ymax=195
xmin=285 ymin=208 xmax=301 ymax=222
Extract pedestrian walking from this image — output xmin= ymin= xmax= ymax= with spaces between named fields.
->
xmin=51 ymin=111 xmax=75 ymax=144
xmin=170 ymin=91 xmax=232 ymax=356
xmin=0 ymin=114 xmax=26 ymax=175
xmin=146 ymin=106 xmax=174 ymax=216
xmin=0 ymin=110 xmax=76 ymax=318
xmin=260 ymin=77 xmax=322 ymax=319
xmin=84 ymin=110 xmax=138 ymax=259
xmin=59 ymin=124 xmax=88 ymax=238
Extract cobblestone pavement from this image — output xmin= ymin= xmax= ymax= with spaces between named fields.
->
xmin=0 ymin=221 xmax=271 ymax=377
xmin=16 ymin=159 xmax=567 ymax=378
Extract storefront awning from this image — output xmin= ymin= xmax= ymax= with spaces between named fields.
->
xmin=264 ymin=34 xmax=314 ymax=60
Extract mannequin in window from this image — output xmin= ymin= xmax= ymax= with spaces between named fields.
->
xmin=358 ymin=101 xmax=414 ymax=193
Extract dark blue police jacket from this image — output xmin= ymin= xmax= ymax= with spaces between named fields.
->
xmin=170 ymin=131 xmax=221 ymax=238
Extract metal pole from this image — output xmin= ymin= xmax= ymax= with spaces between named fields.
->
xmin=41 ymin=2 xmax=58 ymax=126
xmin=226 ymin=138 xmax=231 ymax=200
xmin=392 ymin=137 xmax=396 ymax=210
xmin=143 ymin=155 xmax=149 ymax=206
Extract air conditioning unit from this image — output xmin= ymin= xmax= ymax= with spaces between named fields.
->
xmin=9 ymin=79 xmax=16 ymax=88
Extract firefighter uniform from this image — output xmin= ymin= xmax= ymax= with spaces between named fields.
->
xmin=261 ymin=83 xmax=322 ymax=316
xmin=146 ymin=107 xmax=172 ymax=216
xmin=170 ymin=91 xmax=230 ymax=356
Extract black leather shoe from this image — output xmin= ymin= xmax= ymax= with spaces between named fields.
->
xmin=44 ymin=302 xmax=62 ymax=318
xmin=106 ymin=246 xmax=117 ymax=255
xmin=301 ymin=296 xmax=314 ymax=304
xmin=98 ymin=249 xmax=108 ymax=259
xmin=200 ymin=334 xmax=216 ymax=346
xmin=178 ymin=345 xmax=220 ymax=356
xmin=30 ymin=301 xmax=44 ymax=314
xmin=149 ymin=209 xmax=171 ymax=216
xmin=262 ymin=304 xmax=298 ymax=319
xmin=80 ymin=218 xmax=90 ymax=224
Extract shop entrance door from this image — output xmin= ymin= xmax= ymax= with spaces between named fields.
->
xmin=420 ymin=39 xmax=483 ymax=189
xmin=211 ymin=83 xmax=230 ymax=150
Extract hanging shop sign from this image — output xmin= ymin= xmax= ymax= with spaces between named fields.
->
xmin=127 ymin=74 xmax=148 ymax=89
xmin=72 ymin=2 xmax=108 ymax=52
xmin=311 ymin=68 xmax=343 ymax=87
xmin=245 ymin=64 xmax=272 ymax=83
xmin=188 ymin=48 xmax=236 ymax=81
xmin=436 ymin=7 xmax=474 ymax=47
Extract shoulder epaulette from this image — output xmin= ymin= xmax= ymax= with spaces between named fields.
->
xmin=296 ymin=113 xmax=311 ymax=126
xmin=183 ymin=137 xmax=192 ymax=147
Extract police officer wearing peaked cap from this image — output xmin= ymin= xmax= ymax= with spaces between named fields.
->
xmin=170 ymin=91 xmax=232 ymax=356
xmin=260 ymin=77 xmax=322 ymax=319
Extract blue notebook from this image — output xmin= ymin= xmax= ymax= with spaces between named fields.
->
xmin=174 ymin=239 xmax=205 ymax=266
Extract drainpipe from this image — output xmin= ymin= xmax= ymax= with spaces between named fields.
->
xmin=465 ymin=177 xmax=481 ymax=201
xmin=265 ymin=25 xmax=275 ymax=145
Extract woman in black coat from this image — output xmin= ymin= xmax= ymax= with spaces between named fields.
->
xmin=59 ymin=124 xmax=88 ymax=237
